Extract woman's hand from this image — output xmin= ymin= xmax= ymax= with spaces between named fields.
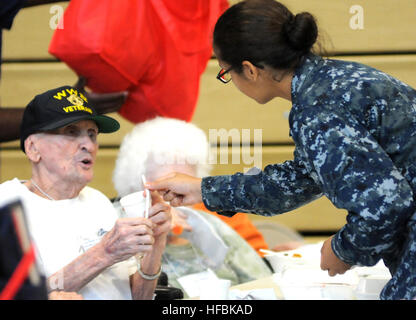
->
xmin=320 ymin=236 xmax=352 ymax=276
xmin=146 ymin=172 xmax=202 ymax=207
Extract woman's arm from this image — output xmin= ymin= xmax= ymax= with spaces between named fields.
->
xmin=201 ymin=151 xmax=322 ymax=217
xmin=0 ymin=108 xmax=24 ymax=142
xmin=147 ymin=151 xmax=322 ymax=216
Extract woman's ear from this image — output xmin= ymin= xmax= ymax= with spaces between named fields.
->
xmin=241 ymin=60 xmax=259 ymax=81
xmin=25 ymin=135 xmax=41 ymax=163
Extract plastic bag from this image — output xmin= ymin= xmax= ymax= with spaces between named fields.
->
xmin=49 ymin=0 xmax=229 ymax=123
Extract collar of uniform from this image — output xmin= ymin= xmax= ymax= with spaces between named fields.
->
xmin=288 ymin=54 xmax=324 ymax=137
xmin=291 ymin=53 xmax=324 ymax=103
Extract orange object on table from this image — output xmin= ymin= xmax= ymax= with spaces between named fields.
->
xmin=172 ymin=225 xmax=184 ymax=235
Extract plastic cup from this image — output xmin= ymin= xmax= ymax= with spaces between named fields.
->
xmin=120 ymin=191 xmax=149 ymax=218
xmin=119 ymin=191 xmax=151 ymax=260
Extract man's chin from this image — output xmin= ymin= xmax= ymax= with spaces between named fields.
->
xmin=74 ymin=169 xmax=94 ymax=186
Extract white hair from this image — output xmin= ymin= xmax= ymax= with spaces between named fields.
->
xmin=113 ymin=117 xmax=212 ymax=197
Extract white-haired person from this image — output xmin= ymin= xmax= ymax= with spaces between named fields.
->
xmin=0 ymin=86 xmax=171 ymax=300
xmin=112 ymin=117 xmax=272 ymax=297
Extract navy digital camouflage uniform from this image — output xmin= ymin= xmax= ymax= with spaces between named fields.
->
xmin=201 ymin=54 xmax=416 ymax=300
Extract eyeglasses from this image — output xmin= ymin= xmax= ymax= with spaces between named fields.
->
xmin=216 ymin=67 xmax=233 ymax=84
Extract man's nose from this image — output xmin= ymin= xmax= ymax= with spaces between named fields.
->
xmin=79 ymin=134 xmax=97 ymax=152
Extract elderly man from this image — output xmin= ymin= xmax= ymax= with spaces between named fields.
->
xmin=0 ymin=86 xmax=171 ymax=299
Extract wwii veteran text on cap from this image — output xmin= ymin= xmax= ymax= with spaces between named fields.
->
xmin=20 ymin=86 xmax=120 ymax=152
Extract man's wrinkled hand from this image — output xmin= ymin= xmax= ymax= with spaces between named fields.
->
xmin=100 ymin=218 xmax=154 ymax=265
xmin=148 ymin=191 xmax=172 ymax=238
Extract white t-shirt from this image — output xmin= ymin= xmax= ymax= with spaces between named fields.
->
xmin=0 ymin=178 xmax=133 ymax=300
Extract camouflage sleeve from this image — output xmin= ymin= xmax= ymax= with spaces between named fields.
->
xmin=295 ymin=108 xmax=416 ymax=266
xmin=201 ymin=152 xmax=322 ymax=217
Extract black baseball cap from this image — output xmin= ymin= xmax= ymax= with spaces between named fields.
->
xmin=20 ymin=86 xmax=120 ymax=152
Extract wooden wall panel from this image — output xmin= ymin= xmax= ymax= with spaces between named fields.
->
xmin=2 ymin=2 xmax=68 ymax=60
xmin=229 ymin=0 xmax=416 ymax=54
xmin=1 ymin=55 xmax=415 ymax=147
xmin=4 ymin=1 xmax=415 ymax=59
xmin=0 ymin=145 xmax=347 ymax=232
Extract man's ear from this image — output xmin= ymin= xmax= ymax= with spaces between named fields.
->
xmin=241 ymin=60 xmax=259 ymax=81
xmin=25 ymin=135 xmax=41 ymax=163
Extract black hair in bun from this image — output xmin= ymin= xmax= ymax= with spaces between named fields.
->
xmin=283 ymin=12 xmax=318 ymax=53
xmin=214 ymin=0 xmax=319 ymax=72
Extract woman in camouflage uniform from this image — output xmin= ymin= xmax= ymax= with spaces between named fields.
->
xmin=147 ymin=0 xmax=416 ymax=300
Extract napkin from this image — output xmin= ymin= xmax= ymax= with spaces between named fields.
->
xmin=229 ymin=288 xmax=278 ymax=300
